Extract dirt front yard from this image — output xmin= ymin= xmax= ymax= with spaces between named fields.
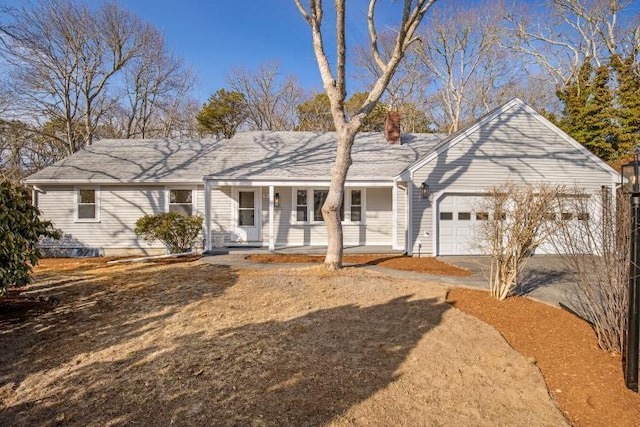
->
xmin=0 ymin=257 xmax=567 ymax=426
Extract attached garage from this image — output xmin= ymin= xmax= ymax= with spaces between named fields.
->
xmin=435 ymin=192 xmax=600 ymax=256
xmin=436 ymin=194 xmax=487 ymax=255
xmin=405 ymin=99 xmax=619 ymax=257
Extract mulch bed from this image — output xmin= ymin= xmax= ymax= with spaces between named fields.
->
xmin=246 ymin=254 xmax=473 ymax=277
xmin=448 ymin=288 xmax=640 ymax=426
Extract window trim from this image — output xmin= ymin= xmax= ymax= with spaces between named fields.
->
xmin=295 ymin=189 xmax=309 ymax=223
xmin=74 ymin=186 xmax=100 ymax=223
xmin=237 ymin=190 xmax=257 ymax=226
xmin=165 ymin=187 xmax=197 ymax=216
xmin=346 ymin=188 xmax=365 ymax=224
xmin=291 ymin=187 xmax=366 ymax=225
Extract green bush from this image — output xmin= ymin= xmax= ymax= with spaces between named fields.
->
xmin=0 ymin=181 xmax=60 ymax=295
xmin=134 ymin=212 xmax=204 ymax=254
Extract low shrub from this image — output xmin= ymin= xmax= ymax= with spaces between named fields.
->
xmin=134 ymin=212 xmax=203 ymax=254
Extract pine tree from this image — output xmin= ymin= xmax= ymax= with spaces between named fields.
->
xmin=582 ymin=65 xmax=618 ymax=160
xmin=612 ymin=54 xmax=640 ymax=156
xmin=557 ymin=59 xmax=621 ymax=161
xmin=196 ymin=89 xmax=248 ymax=139
xmin=557 ymin=60 xmax=593 ymax=146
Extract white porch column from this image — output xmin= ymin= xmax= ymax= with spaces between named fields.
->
xmin=268 ymin=185 xmax=275 ymax=251
xmin=392 ymin=182 xmax=398 ymax=250
xmin=204 ymin=180 xmax=212 ymax=251
xmin=407 ymin=183 xmax=414 ymax=256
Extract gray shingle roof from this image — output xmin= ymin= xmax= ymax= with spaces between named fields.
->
xmin=24 ymin=131 xmax=445 ymax=184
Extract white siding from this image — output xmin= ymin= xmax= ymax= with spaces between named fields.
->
xmin=38 ymin=185 xmax=166 ymax=250
xmin=38 ymin=184 xmax=208 ymax=252
xmin=209 ymin=186 xmax=234 ymax=244
xmin=195 ymin=185 xmax=205 ymax=215
xmin=410 ymin=104 xmax=617 ymax=255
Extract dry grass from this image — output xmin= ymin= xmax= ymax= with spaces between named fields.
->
xmin=0 ymin=257 xmax=565 ymax=426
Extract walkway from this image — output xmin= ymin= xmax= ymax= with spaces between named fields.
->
xmin=201 ymin=251 xmax=580 ymax=310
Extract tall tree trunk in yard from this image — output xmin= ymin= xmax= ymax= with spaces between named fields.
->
xmin=323 ymin=127 xmax=356 ymax=269
xmin=295 ymin=0 xmax=437 ymax=269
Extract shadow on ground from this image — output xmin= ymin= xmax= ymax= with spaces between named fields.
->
xmin=516 ymin=268 xmax=571 ymax=295
xmin=0 ymin=261 xmax=237 ymax=414
xmin=0 ymin=262 xmax=449 ymax=426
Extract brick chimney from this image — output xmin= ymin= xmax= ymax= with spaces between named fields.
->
xmin=384 ymin=111 xmax=401 ymax=144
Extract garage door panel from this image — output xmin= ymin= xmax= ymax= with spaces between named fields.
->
xmin=437 ymin=194 xmax=485 ymax=255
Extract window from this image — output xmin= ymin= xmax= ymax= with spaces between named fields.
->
xmin=476 ymin=212 xmax=489 ymax=220
xmin=296 ymin=190 xmax=308 ymax=222
xmin=440 ymin=212 xmax=453 ymax=220
xmin=314 ymin=190 xmax=328 ymax=221
xmin=458 ymin=212 xmax=471 ymax=220
xmin=169 ymin=189 xmax=193 ymax=215
xmin=238 ymin=191 xmax=255 ymax=226
xmin=351 ymin=190 xmax=362 ymax=222
xmin=561 ymin=212 xmax=573 ymax=221
xmin=77 ymin=189 xmax=97 ymax=220
xmin=294 ymin=188 xmax=347 ymax=223
xmin=543 ymin=212 xmax=557 ymax=221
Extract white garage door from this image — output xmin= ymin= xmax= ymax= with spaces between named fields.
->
xmin=437 ymin=194 xmax=595 ymax=255
xmin=437 ymin=194 xmax=486 ymax=255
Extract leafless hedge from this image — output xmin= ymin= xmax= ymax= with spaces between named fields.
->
xmin=550 ymin=187 xmax=629 ymax=353
xmin=475 ymin=183 xmax=565 ymax=300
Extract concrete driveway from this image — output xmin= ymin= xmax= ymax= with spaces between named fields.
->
xmin=438 ymin=255 xmax=579 ymax=310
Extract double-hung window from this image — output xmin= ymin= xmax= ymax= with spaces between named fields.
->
xmin=76 ymin=188 xmax=98 ymax=221
xmin=296 ymin=190 xmax=308 ymax=222
xmin=169 ymin=189 xmax=193 ymax=215
xmin=350 ymin=190 xmax=362 ymax=222
xmin=313 ymin=190 xmax=345 ymax=222
xmin=313 ymin=190 xmax=329 ymax=222
xmin=294 ymin=188 xmax=350 ymax=223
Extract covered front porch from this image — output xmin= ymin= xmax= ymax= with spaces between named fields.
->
xmin=202 ymin=177 xmax=412 ymax=253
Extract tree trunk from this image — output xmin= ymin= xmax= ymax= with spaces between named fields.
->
xmin=323 ymin=128 xmax=355 ymax=270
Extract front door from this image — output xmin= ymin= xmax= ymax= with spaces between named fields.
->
xmin=234 ymin=189 xmax=261 ymax=243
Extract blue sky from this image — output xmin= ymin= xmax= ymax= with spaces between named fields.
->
xmin=0 ymin=0 xmax=422 ymax=103
xmin=118 ymin=0 xmax=409 ymax=102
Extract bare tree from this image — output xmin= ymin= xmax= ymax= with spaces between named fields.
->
xmin=228 ymin=62 xmax=303 ymax=131
xmin=415 ymin=1 xmax=516 ymax=133
xmin=475 ymin=183 xmax=565 ymax=300
xmin=0 ymin=119 xmax=66 ymax=182
xmin=506 ymin=0 xmax=638 ymax=88
xmin=122 ymin=28 xmax=196 ymax=139
xmin=550 ymin=187 xmax=629 ymax=353
xmin=0 ymin=0 xmax=156 ymax=153
xmin=353 ymin=30 xmax=428 ymax=110
xmin=294 ymin=0 xmax=437 ymax=269
xmin=157 ymin=95 xmax=200 ymax=139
